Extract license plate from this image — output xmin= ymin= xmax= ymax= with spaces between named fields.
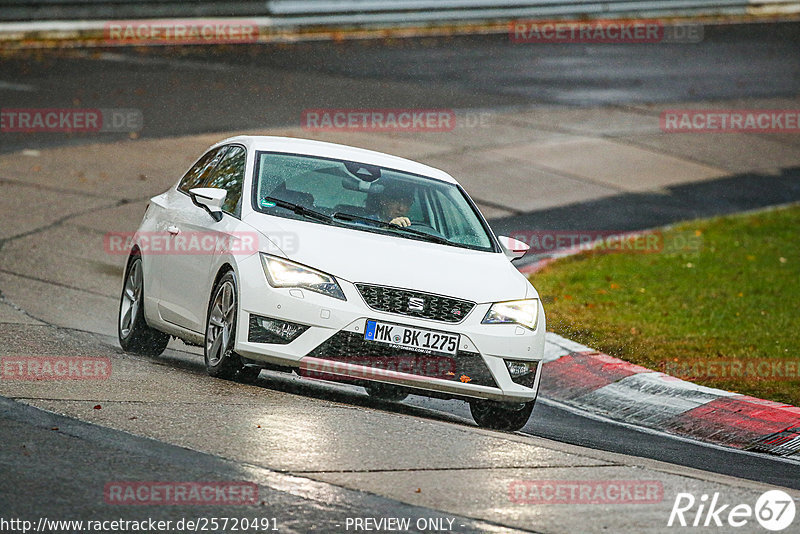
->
xmin=364 ymin=320 xmax=459 ymax=355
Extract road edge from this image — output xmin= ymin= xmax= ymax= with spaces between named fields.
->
xmin=2 ymin=12 xmax=800 ymax=49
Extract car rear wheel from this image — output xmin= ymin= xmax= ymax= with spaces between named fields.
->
xmin=469 ymin=399 xmax=535 ymax=431
xmin=118 ymin=254 xmax=170 ymax=356
xmin=364 ymin=383 xmax=409 ymax=402
xmin=205 ymin=271 xmax=260 ymax=382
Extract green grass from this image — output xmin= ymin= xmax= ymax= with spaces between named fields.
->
xmin=531 ymin=204 xmax=800 ymax=405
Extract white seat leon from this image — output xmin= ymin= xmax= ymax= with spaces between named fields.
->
xmin=118 ymin=136 xmax=545 ymax=431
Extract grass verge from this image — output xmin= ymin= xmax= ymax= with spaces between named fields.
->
xmin=530 ymin=204 xmax=800 ymax=405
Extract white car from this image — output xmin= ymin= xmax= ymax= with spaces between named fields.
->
xmin=118 ymin=136 xmax=545 ymax=430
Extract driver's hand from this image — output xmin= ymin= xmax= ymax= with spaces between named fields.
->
xmin=389 ymin=216 xmax=411 ymax=227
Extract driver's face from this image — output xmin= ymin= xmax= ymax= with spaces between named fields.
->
xmin=381 ymin=197 xmax=411 ymax=217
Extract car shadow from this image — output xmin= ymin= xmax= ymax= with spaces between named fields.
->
xmin=104 ymin=337 xmax=477 ymax=429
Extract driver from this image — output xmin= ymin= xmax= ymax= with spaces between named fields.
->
xmin=366 ymin=183 xmax=414 ymax=227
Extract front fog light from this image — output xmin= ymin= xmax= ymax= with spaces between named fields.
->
xmin=505 ymin=359 xmax=539 ymax=388
xmin=248 ymin=315 xmax=309 ymax=344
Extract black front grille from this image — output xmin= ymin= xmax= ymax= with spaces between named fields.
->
xmin=307 ymin=331 xmax=497 ymax=388
xmin=355 ymin=284 xmax=475 ymax=323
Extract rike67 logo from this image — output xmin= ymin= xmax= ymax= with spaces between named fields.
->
xmin=668 ymin=490 xmax=796 ymax=531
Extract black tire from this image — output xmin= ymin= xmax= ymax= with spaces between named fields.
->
xmin=118 ymin=253 xmax=170 ymax=356
xmin=469 ymin=399 xmax=535 ymax=431
xmin=237 ymin=365 xmax=262 ymax=384
xmin=364 ymin=383 xmax=409 ymax=402
xmin=204 ymin=271 xmax=254 ymax=381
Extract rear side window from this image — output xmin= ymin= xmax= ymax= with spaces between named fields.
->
xmin=178 ymin=146 xmax=228 ymax=194
xmin=205 ymin=146 xmax=246 ymax=217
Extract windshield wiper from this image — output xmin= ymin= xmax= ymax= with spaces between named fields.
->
xmin=262 ymin=196 xmax=333 ymax=224
xmin=333 ymin=212 xmax=452 ymax=245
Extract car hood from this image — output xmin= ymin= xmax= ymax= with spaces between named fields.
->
xmin=244 ymin=214 xmax=532 ymax=303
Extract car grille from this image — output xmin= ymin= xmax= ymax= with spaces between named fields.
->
xmin=307 ymin=331 xmax=497 ymax=388
xmin=355 ymin=283 xmax=475 ymax=323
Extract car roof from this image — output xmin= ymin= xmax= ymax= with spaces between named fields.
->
xmin=212 ymin=135 xmax=458 ymax=184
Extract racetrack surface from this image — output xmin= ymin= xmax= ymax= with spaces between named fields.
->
xmin=2 ymin=21 xmax=800 ymax=532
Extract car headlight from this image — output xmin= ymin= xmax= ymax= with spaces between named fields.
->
xmin=482 ymin=299 xmax=539 ymax=330
xmin=260 ymin=253 xmax=346 ymax=301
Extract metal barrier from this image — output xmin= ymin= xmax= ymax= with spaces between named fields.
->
xmin=0 ymin=0 xmax=797 ymax=23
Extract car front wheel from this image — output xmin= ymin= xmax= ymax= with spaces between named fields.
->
xmin=118 ymin=254 xmax=170 ymax=356
xmin=204 ymin=271 xmax=260 ymax=382
xmin=469 ymin=399 xmax=535 ymax=431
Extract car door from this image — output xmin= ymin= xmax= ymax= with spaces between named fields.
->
xmin=180 ymin=144 xmax=248 ymax=332
xmin=145 ymin=146 xmax=224 ymax=315
xmin=156 ymin=145 xmax=232 ymax=332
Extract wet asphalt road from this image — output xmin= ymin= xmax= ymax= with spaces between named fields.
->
xmin=0 ymin=394 xmax=516 ymax=534
xmin=2 ymin=324 xmax=798 ymax=531
xmin=3 ymin=22 xmax=799 ymax=234
xmin=1 ymin=21 xmax=799 ymax=154
xmin=1 ymin=20 xmax=800 ymax=530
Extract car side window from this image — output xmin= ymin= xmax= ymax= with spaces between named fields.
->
xmin=205 ymin=145 xmax=246 ymax=218
xmin=178 ymin=146 xmax=229 ymax=194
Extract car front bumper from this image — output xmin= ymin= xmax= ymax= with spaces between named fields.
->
xmin=234 ymin=254 xmax=545 ymax=403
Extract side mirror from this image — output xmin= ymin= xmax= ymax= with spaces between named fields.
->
xmin=497 ymin=235 xmax=530 ymax=260
xmin=189 ymin=187 xmax=227 ymax=222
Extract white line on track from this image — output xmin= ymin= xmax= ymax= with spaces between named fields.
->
xmin=88 ymin=51 xmax=239 ymax=72
xmin=0 ymin=80 xmax=36 ymax=91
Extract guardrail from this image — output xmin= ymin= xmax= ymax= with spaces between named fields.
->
xmin=1 ymin=0 xmax=798 ymax=22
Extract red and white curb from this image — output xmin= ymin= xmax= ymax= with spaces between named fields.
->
xmin=541 ymin=332 xmax=800 ymax=457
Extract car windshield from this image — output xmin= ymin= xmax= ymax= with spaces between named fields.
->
xmin=252 ymin=151 xmax=495 ymax=252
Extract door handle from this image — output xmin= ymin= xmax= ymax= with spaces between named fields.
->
xmin=167 ymin=225 xmax=180 ymax=235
